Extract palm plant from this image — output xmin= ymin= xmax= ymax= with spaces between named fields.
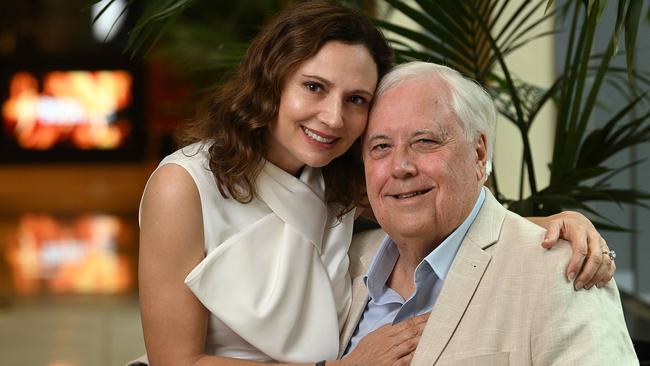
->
xmin=95 ymin=0 xmax=650 ymax=228
xmin=377 ymin=0 xmax=650 ymax=228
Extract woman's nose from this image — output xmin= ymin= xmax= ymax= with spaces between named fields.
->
xmin=319 ymin=96 xmax=344 ymax=129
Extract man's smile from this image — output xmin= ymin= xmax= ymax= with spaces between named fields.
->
xmin=389 ymin=188 xmax=433 ymax=200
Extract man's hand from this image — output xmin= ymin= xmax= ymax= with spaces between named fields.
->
xmin=532 ymin=211 xmax=616 ymax=290
xmin=338 ymin=313 xmax=429 ymax=366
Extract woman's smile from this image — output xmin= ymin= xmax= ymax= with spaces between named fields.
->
xmin=302 ymin=126 xmax=338 ymax=145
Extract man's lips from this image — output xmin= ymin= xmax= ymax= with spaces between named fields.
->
xmin=389 ymin=188 xmax=433 ymax=199
xmin=302 ymin=126 xmax=338 ymax=144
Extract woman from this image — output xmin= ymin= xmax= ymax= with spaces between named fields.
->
xmin=137 ymin=1 xmax=614 ymax=365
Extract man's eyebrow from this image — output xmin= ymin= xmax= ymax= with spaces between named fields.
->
xmin=302 ymin=74 xmax=374 ymax=98
xmin=365 ymin=134 xmax=390 ymax=143
xmin=413 ymin=129 xmax=435 ymax=136
xmin=412 ymin=128 xmax=446 ymax=138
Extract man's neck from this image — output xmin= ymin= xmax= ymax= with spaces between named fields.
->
xmin=386 ymin=238 xmax=441 ymax=300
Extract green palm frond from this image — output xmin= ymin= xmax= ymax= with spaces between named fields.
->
xmin=577 ymin=101 xmax=650 ymax=169
xmin=488 ymin=76 xmax=549 ymax=126
xmin=379 ymin=0 xmax=555 ymax=85
xmin=127 ymin=0 xmax=200 ymax=56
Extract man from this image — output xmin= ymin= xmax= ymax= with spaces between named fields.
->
xmin=341 ymin=62 xmax=637 ymax=365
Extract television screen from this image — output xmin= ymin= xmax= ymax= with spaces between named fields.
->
xmin=4 ymin=213 xmax=136 ymax=295
xmin=0 ymin=59 xmax=145 ymax=162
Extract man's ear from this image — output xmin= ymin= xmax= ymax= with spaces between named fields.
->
xmin=475 ymin=133 xmax=488 ymax=181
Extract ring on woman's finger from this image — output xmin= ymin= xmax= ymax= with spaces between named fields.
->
xmin=602 ymin=250 xmax=616 ymax=261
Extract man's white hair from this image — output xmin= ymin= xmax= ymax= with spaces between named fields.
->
xmin=375 ymin=61 xmax=497 ymax=179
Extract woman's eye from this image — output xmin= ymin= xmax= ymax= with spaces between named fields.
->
xmin=304 ymin=82 xmax=322 ymax=92
xmin=348 ymin=95 xmax=368 ymax=105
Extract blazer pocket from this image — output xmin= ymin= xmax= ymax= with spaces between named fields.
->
xmin=440 ymin=351 xmax=509 ymax=366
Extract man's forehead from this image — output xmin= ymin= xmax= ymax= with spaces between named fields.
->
xmin=367 ymin=79 xmax=456 ymax=136
xmin=377 ymin=75 xmax=451 ymax=103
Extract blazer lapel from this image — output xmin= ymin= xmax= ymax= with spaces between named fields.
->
xmin=338 ymin=229 xmax=385 ymax=357
xmin=411 ymin=191 xmax=506 ymax=365
xmin=338 ymin=275 xmax=369 ymax=356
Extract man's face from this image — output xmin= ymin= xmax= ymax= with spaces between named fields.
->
xmin=363 ymin=77 xmax=487 ymax=246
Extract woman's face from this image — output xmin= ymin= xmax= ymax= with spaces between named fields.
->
xmin=266 ymin=41 xmax=378 ymax=175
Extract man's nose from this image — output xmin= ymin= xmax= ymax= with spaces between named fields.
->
xmin=319 ymin=96 xmax=344 ymax=129
xmin=391 ymin=149 xmax=417 ymax=178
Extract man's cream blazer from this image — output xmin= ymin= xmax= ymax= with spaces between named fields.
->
xmin=340 ymin=191 xmax=638 ymax=365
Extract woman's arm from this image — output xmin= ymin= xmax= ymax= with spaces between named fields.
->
xmin=139 ymin=164 xmax=215 ymax=365
xmin=529 ymin=211 xmax=615 ymax=290
xmin=140 ymin=164 xmax=288 ymax=366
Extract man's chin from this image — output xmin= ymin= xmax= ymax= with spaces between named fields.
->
xmin=383 ymin=222 xmax=437 ymax=243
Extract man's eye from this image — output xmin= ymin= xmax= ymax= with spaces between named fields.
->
xmin=413 ymin=138 xmax=443 ymax=151
xmin=304 ymin=82 xmax=322 ymax=92
xmin=372 ymin=143 xmax=390 ymax=151
xmin=416 ymin=138 xmax=437 ymax=145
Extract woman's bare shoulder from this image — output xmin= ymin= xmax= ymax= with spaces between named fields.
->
xmin=144 ymin=163 xmax=198 ymax=204
xmin=140 ymin=163 xmax=205 ymax=270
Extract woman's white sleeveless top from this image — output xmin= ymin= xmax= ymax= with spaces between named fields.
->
xmin=149 ymin=142 xmax=354 ymax=362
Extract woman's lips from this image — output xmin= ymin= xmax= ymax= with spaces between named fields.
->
xmin=302 ymin=126 xmax=337 ymax=144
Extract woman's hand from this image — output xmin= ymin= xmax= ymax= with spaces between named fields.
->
xmin=336 ymin=313 xmax=428 ymax=366
xmin=530 ymin=211 xmax=616 ymax=290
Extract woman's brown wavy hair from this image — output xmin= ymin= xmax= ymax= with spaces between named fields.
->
xmin=178 ymin=0 xmax=393 ymax=217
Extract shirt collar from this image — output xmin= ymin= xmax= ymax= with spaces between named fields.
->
xmin=364 ymin=236 xmax=399 ymax=302
xmin=364 ymin=187 xmax=487 ymax=294
xmin=421 ymin=187 xmax=486 ymax=280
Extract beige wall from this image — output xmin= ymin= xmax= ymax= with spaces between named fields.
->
xmin=492 ymin=3 xmax=556 ymax=201
xmin=0 ymin=164 xmax=152 ymax=214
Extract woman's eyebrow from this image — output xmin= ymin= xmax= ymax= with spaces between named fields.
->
xmin=302 ymin=74 xmax=374 ymax=97
xmin=301 ymin=74 xmax=332 ymax=87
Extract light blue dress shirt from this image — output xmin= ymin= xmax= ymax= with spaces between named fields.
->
xmin=344 ymin=187 xmax=486 ymax=354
